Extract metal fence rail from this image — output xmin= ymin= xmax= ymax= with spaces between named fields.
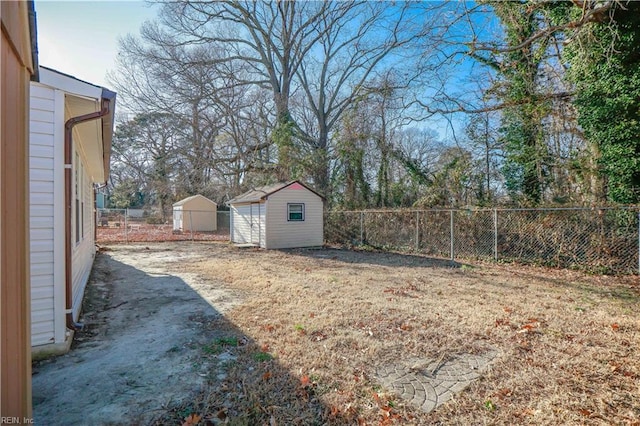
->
xmin=97 ymin=208 xmax=230 ymax=243
xmin=325 ymin=207 xmax=640 ymax=274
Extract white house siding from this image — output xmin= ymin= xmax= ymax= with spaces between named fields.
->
xmin=71 ymin=146 xmax=96 ymax=321
xmin=30 ymin=83 xmax=99 ymax=347
xmin=265 ymin=187 xmax=323 ymax=249
xmin=29 ymin=83 xmax=63 ymax=347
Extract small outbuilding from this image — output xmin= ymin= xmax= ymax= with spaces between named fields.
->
xmin=227 ymin=180 xmax=324 ymax=249
xmin=173 ymin=195 xmax=218 ymax=232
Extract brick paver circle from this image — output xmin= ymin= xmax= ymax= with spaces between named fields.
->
xmin=376 ymin=350 xmax=498 ymax=413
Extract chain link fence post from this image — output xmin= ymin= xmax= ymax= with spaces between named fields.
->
xmin=360 ymin=211 xmax=364 ymax=245
xmin=124 ymin=209 xmax=128 ymax=243
xmin=415 ymin=210 xmax=420 ymax=251
xmin=189 ymin=210 xmax=194 ymax=241
xmin=450 ymin=210 xmax=455 ymax=261
xmin=493 ymin=208 xmax=498 ymax=261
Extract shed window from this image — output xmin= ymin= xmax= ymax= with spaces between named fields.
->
xmin=287 ymin=203 xmax=304 ymax=221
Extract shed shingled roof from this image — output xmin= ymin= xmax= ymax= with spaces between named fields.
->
xmin=227 ymin=180 xmax=323 ymax=205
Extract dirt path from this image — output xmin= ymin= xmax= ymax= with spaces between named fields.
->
xmin=32 ymin=243 xmax=241 ymax=425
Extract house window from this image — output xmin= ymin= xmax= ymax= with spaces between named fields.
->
xmin=80 ymin=162 xmax=85 ymax=239
xmin=75 ymin=152 xmax=80 ymax=243
xmin=287 ymin=203 xmax=304 ymax=221
xmin=74 ymin=151 xmax=84 ymax=244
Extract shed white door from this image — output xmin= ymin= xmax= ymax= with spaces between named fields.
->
xmin=250 ymin=203 xmax=261 ymax=244
xmin=173 ymin=207 xmax=183 ymax=231
xmin=231 ymin=205 xmax=251 ymax=243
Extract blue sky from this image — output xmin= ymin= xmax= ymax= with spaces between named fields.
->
xmin=33 ymin=0 xmax=492 ymax=141
xmin=35 ymin=1 xmax=159 ymax=88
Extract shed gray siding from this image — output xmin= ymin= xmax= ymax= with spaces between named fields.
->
xmin=264 ymin=186 xmax=323 ymax=249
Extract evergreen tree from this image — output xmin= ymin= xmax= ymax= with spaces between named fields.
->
xmin=566 ymin=2 xmax=640 ymax=203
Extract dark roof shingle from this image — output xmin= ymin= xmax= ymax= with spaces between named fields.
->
xmin=227 ymin=180 xmax=323 ymax=204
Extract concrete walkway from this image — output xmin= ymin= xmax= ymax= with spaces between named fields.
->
xmin=32 ymin=244 xmax=241 ymax=425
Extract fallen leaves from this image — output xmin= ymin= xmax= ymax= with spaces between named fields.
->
xmin=297 ymin=374 xmax=317 ymax=403
xmin=372 ymin=392 xmax=401 ymax=425
xmin=608 ymin=361 xmax=638 ymax=379
xmin=160 ymin=244 xmax=640 ymax=426
xmin=300 ymin=375 xmax=311 ymax=388
xmin=309 ymin=329 xmax=328 ymax=341
xmin=383 ymin=285 xmax=420 ymax=298
xmin=516 ymin=318 xmax=543 ymax=334
xmin=517 ymin=323 xmax=537 ymax=333
xmin=214 ymin=408 xmax=227 ymax=421
xmin=578 ymin=408 xmax=592 ymax=417
xmin=492 ymin=388 xmax=512 ymax=401
xmin=182 ymin=413 xmax=201 ymax=426
xmin=261 ymin=324 xmax=276 ymax=333
xmin=330 ymin=404 xmax=340 ymax=417
xmin=399 ymin=323 xmax=413 ymax=332
xmin=495 ymin=318 xmax=510 ymax=327
xmin=97 ymin=225 xmax=229 ymax=243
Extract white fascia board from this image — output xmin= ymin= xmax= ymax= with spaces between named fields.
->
xmin=38 ymin=66 xmax=102 ymax=101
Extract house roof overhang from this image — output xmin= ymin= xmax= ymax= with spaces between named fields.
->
xmin=39 ymin=66 xmax=116 ymax=183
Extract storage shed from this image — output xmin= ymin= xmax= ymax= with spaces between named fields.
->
xmin=228 ymin=180 xmax=324 ymax=249
xmin=173 ymin=194 xmax=217 ymax=232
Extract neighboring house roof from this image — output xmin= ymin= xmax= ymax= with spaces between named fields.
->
xmin=173 ymin=194 xmax=217 ymax=207
xmin=227 ymin=180 xmax=324 ymax=205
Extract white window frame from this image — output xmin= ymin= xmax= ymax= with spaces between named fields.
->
xmin=74 ymin=150 xmax=84 ymax=244
xmin=287 ymin=203 xmax=305 ymax=222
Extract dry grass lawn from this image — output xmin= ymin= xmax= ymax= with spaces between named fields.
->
xmin=171 ymin=244 xmax=640 ymax=425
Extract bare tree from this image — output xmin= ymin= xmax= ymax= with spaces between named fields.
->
xmin=110 ymin=17 xmax=279 ymax=202
xmin=110 ymin=112 xmax=185 ymax=216
xmin=465 ymin=111 xmax=503 ymax=205
xmin=156 ymin=1 xmax=338 ymax=180
xmin=142 ymin=1 xmax=448 ymax=196
xmin=292 ymin=1 xmax=446 ymax=197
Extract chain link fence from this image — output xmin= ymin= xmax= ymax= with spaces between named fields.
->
xmin=97 ymin=208 xmax=230 ymax=243
xmin=325 ymin=207 xmax=640 ymax=274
